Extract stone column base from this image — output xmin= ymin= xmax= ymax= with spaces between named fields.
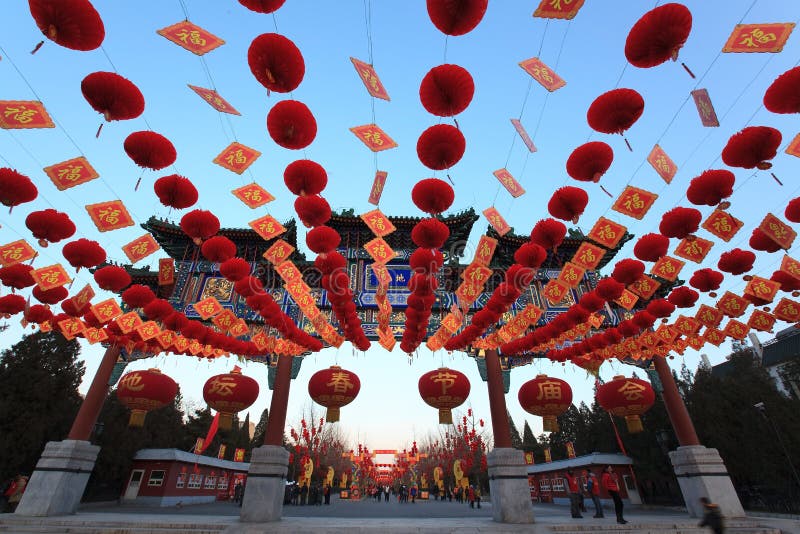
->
xmin=239 ymin=445 xmax=289 ymax=523
xmin=487 ymin=448 xmax=534 ymax=524
xmin=15 ymin=440 xmax=99 ymax=517
xmin=669 ymin=445 xmax=745 ymax=518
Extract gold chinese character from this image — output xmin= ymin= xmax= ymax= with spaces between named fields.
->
xmin=57 ymin=165 xmax=83 ymax=182
xmin=98 ymin=207 xmax=121 ymax=225
xmin=623 ymin=193 xmax=645 ymax=211
xmin=363 ymin=130 xmax=384 ymax=146
xmin=177 ymin=29 xmax=207 ymax=46
xmin=4 ymin=105 xmax=37 ymax=124
xmin=549 ymin=0 xmax=573 ymax=10
xmin=3 ymin=247 xmax=23 ymax=260
xmin=617 ymin=380 xmax=646 ymax=401
xmin=131 ymin=241 xmax=149 ymax=256
xmin=536 ymin=380 xmax=563 ymax=401
xmin=226 ymin=149 xmax=247 ymax=166
xmin=121 ymin=373 xmax=145 ymax=391
xmin=208 ymin=376 xmax=237 ymax=396
xmin=327 ymin=371 xmax=355 ymax=394
xmin=739 ymin=28 xmax=777 ymax=48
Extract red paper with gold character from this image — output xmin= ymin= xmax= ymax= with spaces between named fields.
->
xmin=38 ymin=320 xmax=52 ymax=333
xmin=674 ymin=236 xmax=714 ymax=264
xmin=780 ymin=254 xmax=800 ymax=281
xmin=651 ymin=256 xmax=685 ymax=282
xmin=371 ymin=263 xmax=392 ymax=289
xmin=774 ymin=297 xmax=800 ymax=322
xmin=759 ymin=213 xmax=796 ymax=250
xmin=510 ymin=119 xmax=537 ymax=152
xmin=122 ymin=234 xmax=160 ymax=264
xmin=748 ymin=310 xmax=776 ymax=332
xmin=364 ymin=237 xmax=396 ymax=264
xmin=611 ymin=186 xmax=658 ymax=220
xmin=723 ymin=319 xmax=749 ymax=340
xmin=455 ymin=281 xmax=481 ymax=306
xmin=0 ymin=100 xmax=54 ymax=129
xmin=647 ymin=144 xmax=677 ymax=184
xmin=350 ymin=57 xmax=390 ymax=101
xmin=361 ymin=209 xmax=396 ymax=237
xmin=213 ymin=142 xmax=261 ymax=175
xmin=716 ymin=291 xmax=749 ymax=318
xmin=194 ymin=296 xmax=222 ymax=320
xmin=249 ymin=214 xmax=286 ymax=241
xmin=628 ymin=274 xmax=660 ymax=300
xmin=188 ymin=340 xmax=203 ymax=356
xmin=251 ymin=331 xmax=268 ymax=351
xmin=493 ymin=168 xmax=526 ymax=198
xmin=614 ymin=288 xmax=638 ymax=311
xmin=462 ymin=262 xmax=492 ymax=287
xmin=587 ymin=217 xmax=627 ymax=249
xmin=172 ymin=335 xmax=190 ymax=353
xmin=722 ymin=23 xmax=795 ymax=53
xmin=675 ymin=315 xmax=701 ymax=336
xmin=31 ymin=264 xmax=71 ymax=290
xmin=85 ymin=200 xmax=134 ymax=232
xmin=155 ymin=329 xmax=176 ymax=350
xmin=157 ymin=21 xmax=225 ymax=55
xmin=686 ymin=336 xmax=705 ymax=351
xmin=701 ymin=209 xmax=743 ymax=242
xmin=691 ymin=89 xmax=720 ymax=127
xmin=232 ymin=183 xmax=274 ymax=209
xmin=441 ymin=311 xmax=463 ymax=334
xmin=0 ymin=239 xmax=37 ymax=267
xmin=44 ymin=157 xmax=99 ymax=191
xmin=696 ymin=304 xmax=723 ymax=329
xmin=229 ymin=319 xmax=249 ymax=338
xmin=263 ymin=239 xmax=295 ymax=265
xmin=187 ymin=85 xmax=240 ymax=115
xmin=533 ymin=0 xmax=586 ymax=20
xmin=276 ymin=261 xmax=302 ymax=283
xmin=744 ymin=275 xmax=780 ymax=303
xmin=158 ymin=258 xmax=175 ymax=286
xmin=703 ymin=327 xmax=725 ymax=346
xmin=115 ymin=311 xmax=143 ymax=334
xmin=656 ymin=323 xmax=678 ymax=343
xmin=426 ymin=330 xmax=446 ymax=352
xmin=84 ymin=327 xmax=108 ymax=345
xmin=572 ymin=241 xmax=604 ymax=270
xmin=72 ymin=284 xmax=95 ymax=313
xmin=557 ymin=262 xmax=585 ymax=288
xmin=368 ymin=171 xmax=388 ymax=205
xmin=136 ymin=321 xmax=161 ymax=341
xmin=91 ymin=298 xmax=122 ymax=323
xmin=588 ymin=313 xmax=604 ymax=328
xmin=483 ymin=207 xmax=511 ymax=237
xmin=350 ymin=124 xmax=398 ymax=152
xmin=543 ymin=279 xmax=570 ymax=306
xmin=518 ymin=57 xmax=566 ymax=92
xmin=58 ymin=317 xmax=85 ymax=340
xmin=473 ymin=236 xmax=498 ymax=266
xmin=212 ymin=309 xmax=237 ymax=333
xmin=786 ymin=133 xmax=800 ymax=158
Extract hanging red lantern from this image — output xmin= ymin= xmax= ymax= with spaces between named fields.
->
xmin=219 ymin=258 xmax=251 ymax=282
xmin=518 ymin=374 xmax=572 ymax=432
xmin=122 ymin=284 xmax=156 ymax=308
xmin=0 ymin=168 xmax=38 ymax=213
xmin=612 ymin=258 xmax=645 ymax=285
xmin=25 ymin=304 xmax=53 ymax=325
xmin=0 ymin=264 xmax=35 ymax=291
xmin=411 ymin=218 xmax=449 ymax=249
xmin=689 ymin=268 xmax=724 ymax=297
xmin=771 ymin=270 xmax=800 ymax=295
xmin=764 ymin=66 xmax=800 ymax=114
xmin=0 ymin=294 xmax=27 ymax=317
xmin=596 ymin=375 xmax=655 ymax=433
xmin=203 ymin=368 xmax=260 ymax=430
xmin=595 ymin=278 xmax=625 ymax=301
xmin=514 ymin=242 xmax=547 ymax=269
xmin=686 ymin=170 xmax=735 ymax=207
xmin=566 ymin=142 xmax=614 ymax=183
xmin=117 ymin=368 xmax=178 ymax=427
xmin=633 ymin=233 xmax=670 ymax=262
xmin=201 ymin=235 xmax=237 ymax=263
xmin=267 ymin=100 xmax=317 ymax=150
xmin=306 ymin=226 xmax=341 ymax=254
xmin=29 ymin=0 xmax=105 ymax=52
xmin=418 ymin=367 xmax=470 ymax=424
xmin=93 ymin=265 xmax=132 ymax=292
xmin=284 ymin=160 xmax=327 ymax=196
xmin=547 ymin=186 xmax=588 ymax=223
xmin=153 ymin=174 xmax=198 ymax=210
xmin=142 ymin=299 xmax=174 ymax=321
xmin=668 ymin=286 xmax=699 ymax=308
xmin=646 ymin=298 xmax=676 ymax=318
xmin=721 ymin=126 xmax=781 ymax=170
xmin=587 ymin=88 xmax=645 ymax=135
xmin=749 ymin=228 xmax=781 ymax=253
xmin=25 ymin=209 xmax=76 ymax=247
xmin=419 ymin=64 xmax=474 ymax=117
xmin=718 ymin=248 xmax=755 ymax=276
xmin=248 ymin=33 xmax=305 ymax=93
xmin=416 ymin=124 xmax=466 ymax=170
xmin=81 ymin=71 xmax=145 ymax=130
xmin=295 ymin=195 xmax=331 ymax=227
xmin=180 ymin=209 xmax=220 ymax=245
xmin=308 ymin=365 xmax=361 ymax=422
xmin=32 ymin=285 xmax=68 ymax=305
xmin=785 ymin=197 xmax=800 ymax=223
xmin=60 ymin=298 xmax=83 ymax=317
xmin=238 ymin=0 xmax=286 ymax=13
xmin=124 ymin=131 xmax=177 ymax=171
xmin=530 ymin=218 xmax=566 ymax=251
xmin=624 ymin=3 xmax=692 ymax=69
xmin=62 ymin=238 xmax=106 ymax=270
xmin=412 ymin=178 xmax=455 ymax=215
xmin=659 ymin=207 xmax=701 ymax=239
xmin=426 ymin=0 xmax=488 ymax=36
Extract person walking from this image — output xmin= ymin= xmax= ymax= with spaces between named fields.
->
xmin=601 ymin=465 xmax=627 ymax=524
xmin=233 ymin=480 xmax=243 ymax=504
xmin=587 ymin=470 xmax=604 ymax=518
xmin=4 ymin=475 xmax=27 ymax=513
xmin=474 ymin=485 xmax=481 ymax=509
xmin=467 ymin=485 xmax=475 ymax=509
xmin=564 ymin=469 xmax=583 ymax=518
xmin=699 ymin=497 xmax=725 ymax=534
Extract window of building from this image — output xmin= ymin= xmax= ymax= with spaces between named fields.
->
xmin=204 ymin=476 xmax=217 ymax=489
xmin=187 ymin=474 xmax=203 ymax=489
xmin=539 ymin=479 xmax=551 ymax=492
xmin=176 ymin=473 xmax=186 ymax=488
xmin=147 ymin=470 xmax=165 ymax=487
xmin=217 ymin=476 xmax=229 ymax=490
xmin=552 ymin=478 xmax=566 ymax=492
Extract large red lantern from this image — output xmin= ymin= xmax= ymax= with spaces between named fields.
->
xmin=418 ymin=367 xmax=470 ymax=424
xmin=203 ymin=368 xmax=260 ymax=430
xmin=596 ymin=375 xmax=655 ymax=433
xmin=518 ymin=374 xmax=572 ymax=432
xmin=116 ymin=368 xmax=178 ymax=427
xmin=308 ymin=365 xmax=361 ymax=422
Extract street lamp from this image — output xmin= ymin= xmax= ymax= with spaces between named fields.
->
xmin=754 ymin=402 xmax=800 ymax=491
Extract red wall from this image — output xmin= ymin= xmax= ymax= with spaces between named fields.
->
xmin=126 ymin=459 xmax=248 ymax=500
xmin=528 ymin=463 xmax=632 ymax=501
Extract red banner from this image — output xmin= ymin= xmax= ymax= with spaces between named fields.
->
xmin=263 ymin=239 xmax=295 ymax=265
xmin=611 ymin=186 xmax=658 ymax=220
xmin=493 ymin=168 xmax=526 ymax=198
xmin=483 ymin=207 xmax=511 ymax=236
xmin=510 ymin=119 xmax=536 ymax=152
xmin=31 ymin=264 xmax=71 ymax=290
xmin=360 ymin=209 xmax=396 ymax=237
xmin=673 ymin=236 xmax=714 ymax=264
xmin=85 ymin=200 xmax=135 ymax=232
xmin=91 ymin=299 xmax=123 ymax=324
xmin=786 ymin=133 xmax=800 ymax=158
xmin=44 ymin=157 xmax=99 ymax=191
xmin=0 ymin=100 xmax=54 ymax=129
xmin=0 ymin=239 xmax=37 ymax=267
xmin=368 ymin=171 xmax=388 ymax=205
xmin=691 ymin=89 xmax=719 ymax=127
xmin=572 ymin=241 xmax=605 ymax=270
xmin=647 ymin=144 xmax=677 ymax=184
xmin=188 ymin=85 xmax=240 ymax=115
xmin=122 ymin=234 xmax=160 ymax=264
xmin=473 ymin=235 xmax=498 ymax=266
xmin=350 ymin=57 xmax=390 ymax=101
xmin=232 ymin=183 xmax=274 ymax=209
xmin=587 ymin=217 xmax=627 ymax=249
xmin=533 ymin=0 xmax=585 ymax=19
xmin=519 ymin=57 xmax=566 ymax=92
xmin=722 ymin=23 xmax=795 ymax=53
xmin=194 ymin=296 xmax=223 ymax=320
xmin=213 ymin=142 xmax=261 ymax=175
xmin=249 ymin=215 xmax=286 ymax=241
xmin=157 ymin=21 xmax=225 ymax=55
xmin=759 ymin=213 xmax=796 ymax=250
xmin=650 ymin=256 xmax=685 ymax=282
xmin=159 ymin=258 xmax=175 ymax=286
xmin=350 ymin=124 xmax=398 ymax=152
xmin=701 ymin=210 xmax=743 ymax=242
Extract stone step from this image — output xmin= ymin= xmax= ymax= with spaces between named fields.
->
xmin=0 ymin=517 xmax=229 ymax=534
xmin=549 ymin=521 xmax=781 ymax=534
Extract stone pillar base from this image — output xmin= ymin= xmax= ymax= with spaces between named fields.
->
xmin=15 ymin=440 xmax=99 ymax=517
xmin=239 ymin=445 xmax=289 ymax=523
xmin=669 ymin=445 xmax=745 ymax=518
xmin=487 ymin=448 xmax=534 ymax=524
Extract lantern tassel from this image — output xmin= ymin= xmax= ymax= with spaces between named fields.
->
xmin=31 ymin=41 xmax=44 ymax=55
xmin=599 ymin=185 xmax=613 ymax=198
xmin=128 ymin=409 xmax=147 ymax=427
xmin=624 ymin=414 xmax=643 ymax=433
xmin=771 ymin=172 xmax=783 ymax=186
xmin=326 ymin=407 xmax=340 ymax=423
xmin=218 ymin=413 xmax=233 ymax=431
xmin=438 ymin=408 xmax=453 ymax=425
xmin=543 ymin=415 xmax=559 ymax=433
xmin=681 ymin=62 xmax=696 ymax=79
xmin=135 ymin=175 xmax=142 ymax=191
xmin=623 ymin=137 xmax=633 ymax=152
xmin=96 ymin=122 xmax=104 ymax=138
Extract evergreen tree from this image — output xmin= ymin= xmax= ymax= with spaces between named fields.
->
xmin=251 ymin=407 xmax=269 ymax=448
xmin=507 ymin=411 xmax=523 ymax=449
xmin=521 ymin=420 xmax=536 ymax=450
xmin=0 ymin=332 xmax=85 ymax=481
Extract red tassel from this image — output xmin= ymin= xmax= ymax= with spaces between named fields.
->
xmin=623 ymin=137 xmax=633 ymax=152
xmin=681 ymin=62 xmax=696 ymax=79
xmin=95 ymin=122 xmax=104 ymax=138
xmin=771 ymin=172 xmax=783 ymax=186
xmin=31 ymin=41 xmax=44 ymax=54
xmin=600 ymin=185 xmax=613 ymax=198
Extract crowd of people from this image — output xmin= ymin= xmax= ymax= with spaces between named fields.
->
xmin=283 ymin=482 xmax=332 ymax=506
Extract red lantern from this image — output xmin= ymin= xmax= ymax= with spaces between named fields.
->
xmin=547 ymin=186 xmax=588 ymax=223
xmin=764 ymin=66 xmax=800 ymax=114
xmin=587 ymin=88 xmax=645 ymax=135
xmin=0 ymin=263 xmax=36 ymax=291
xmin=530 ymin=218 xmax=566 ymax=251
xmin=419 ymin=64 xmax=474 ymax=117
xmin=219 ymin=258 xmax=251 ymax=282
xmin=306 ymin=226 xmax=341 ymax=254
xmin=93 ymin=265 xmax=132 ymax=292
xmin=596 ymin=375 xmax=655 ymax=433
xmin=426 ymin=0 xmax=488 ymax=36
xmin=0 ymin=168 xmax=38 ymax=213
xmin=416 ymin=124 xmax=466 ymax=170
xmin=122 ymin=284 xmax=156 ymax=308
xmin=566 ymin=142 xmax=614 ymax=183
xmin=267 ymin=100 xmax=317 ymax=150
xmin=62 ymin=238 xmax=106 ymax=270
xmin=411 ymin=218 xmax=449 ymax=249
xmin=721 ymin=126 xmax=781 ymax=170
xmin=659 ymin=207 xmax=701 ymax=239
xmin=29 ymin=0 xmax=105 ymax=51
xmin=624 ymin=3 xmax=692 ymax=69
xmin=154 ymin=174 xmax=198 ymax=210
xmin=0 ymin=294 xmax=26 ymax=317
xmin=203 ymin=368 xmax=260 ymax=430
xmin=25 ymin=209 xmax=76 ymax=247
xmin=294 ymin=195 xmax=331 ymax=228
xmin=124 ymin=131 xmax=177 ymax=171
xmin=117 ymin=368 xmax=178 ymax=427
xmin=81 ymin=71 xmax=145 ymax=123
xmin=412 ymin=178 xmax=455 ymax=215
xmin=633 ymin=233 xmax=670 ymax=262
xmin=239 ymin=0 xmax=286 ymax=13
xmin=418 ymin=367 xmax=470 ymax=424
xmin=284 ymin=160 xmax=327 ymax=196
xmin=518 ymin=374 xmax=572 ymax=432
xmin=25 ymin=304 xmax=52 ymax=325
xmin=668 ymin=286 xmax=698 ymax=308
xmin=689 ymin=268 xmax=724 ymax=296
xmin=718 ymin=248 xmax=755 ymax=276
xmin=308 ymin=365 xmax=361 ymax=422
xmin=180 ymin=209 xmax=220 ymax=245
xmin=686 ymin=170 xmax=735 ymax=207
xmin=785 ymin=197 xmax=800 ymax=223
xmin=248 ymin=33 xmax=304 ymax=93
xmin=612 ymin=259 xmax=645 ymax=285
xmin=201 ymin=236 xmax=237 ymax=263
xmin=32 ymin=285 xmax=68 ymax=305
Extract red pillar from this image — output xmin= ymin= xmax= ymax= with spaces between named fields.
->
xmin=653 ymin=355 xmax=700 ymax=446
xmin=484 ymin=349 xmax=512 ymax=448
xmin=67 ymin=345 xmax=121 ymax=441
xmin=264 ymin=354 xmax=293 ymax=446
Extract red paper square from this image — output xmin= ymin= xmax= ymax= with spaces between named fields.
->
xmin=122 ymin=234 xmax=160 ymax=264
xmin=651 ymin=256 xmax=685 ymax=282
xmin=159 ymin=258 xmax=175 ymax=286
xmin=483 ymin=207 xmax=511 ymax=237
xmin=785 ymin=133 xmax=800 ymax=158
xmin=157 ymin=21 xmax=225 ymax=55
xmin=510 ymin=119 xmax=536 ymax=152
xmin=493 ymin=168 xmax=526 ymax=198
xmin=611 ymin=186 xmax=659 ymax=220
xmin=614 ymin=288 xmax=639 ymax=311
xmin=214 ymin=142 xmax=261 ymax=175
xmin=91 ymin=298 xmax=122 ymax=323
xmin=249 ymin=215 xmax=286 ymax=241
xmin=674 ymin=236 xmax=714 ymax=264
xmin=647 ymin=144 xmax=677 ymax=184
xmin=518 ymin=57 xmax=566 ymax=92
xmin=774 ymin=297 xmax=800 ymax=322
xmin=232 ymin=183 xmax=274 ymax=208
xmin=759 ymin=213 xmax=796 ymax=250
xmin=31 ymin=264 xmax=71 ymax=290
xmin=572 ymin=241 xmax=605 ymax=270
xmin=350 ymin=57 xmax=390 ymax=100
xmin=557 ymin=262 xmax=585 ymax=288
xmin=0 ymin=239 xmax=37 ymax=267
xmin=263 ymin=239 xmax=295 ymax=265
xmin=116 ymin=311 xmax=143 ymax=334
xmin=701 ymin=209 xmax=743 ymax=242
xmin=716 ymin=291 xmax=749 ymax=318
xmin=723 ymin=319 xmax=749 ymax=340
xmin=695 ymin=304 xmax=723 ymax=328
xmin=691 ymin=89 xmax=719 ymax=127
xmin=194 ymin=296 xmax=223 ymax=319
xmin=0 ymin=100 xmax=54 ymax=129
xmin=188 ymin=85 xmax=240 ymax=115
xmin=722 ymin=23 xmax=795 ymax=53
xmin=748 ymin=310 xmax=776 ymax=332
xmin=364 ymin=237 xmax=396 ymax=264
xmin=543 ymin=279 xmax=570 ymax=305
xmin=44 ymin=157 xmax=99 ymax=190
xmin=360 ymin=209 xmax=396 ymax=237
xmin=533 ymin=0 xmax=586 ymax=19
xmin=587 ymin=217 xmax=627 ymax=249
xmin=744 ymin=275 xmax=780 ymax=303
xmin=628 ymin=274 xmax=660 ymax=300
xmin=85 ymin=200 xmax=135 ymax=232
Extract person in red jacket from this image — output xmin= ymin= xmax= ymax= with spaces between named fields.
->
xmin=564 ymin=469 xmax=582 ymax=518
xmin=587 ymin=469 xmax=604 ymax=518
xmin=601 ymin=465 xmax=627 ymax=524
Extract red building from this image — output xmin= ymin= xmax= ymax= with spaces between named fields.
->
xmin=526 ymin=452 xmax=641 ymax=506
xmin=123 ymin=449 xmax=249 ymax=506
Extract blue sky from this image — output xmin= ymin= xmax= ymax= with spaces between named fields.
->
xmin=2 ymin=1 xmax=800 ymax=450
